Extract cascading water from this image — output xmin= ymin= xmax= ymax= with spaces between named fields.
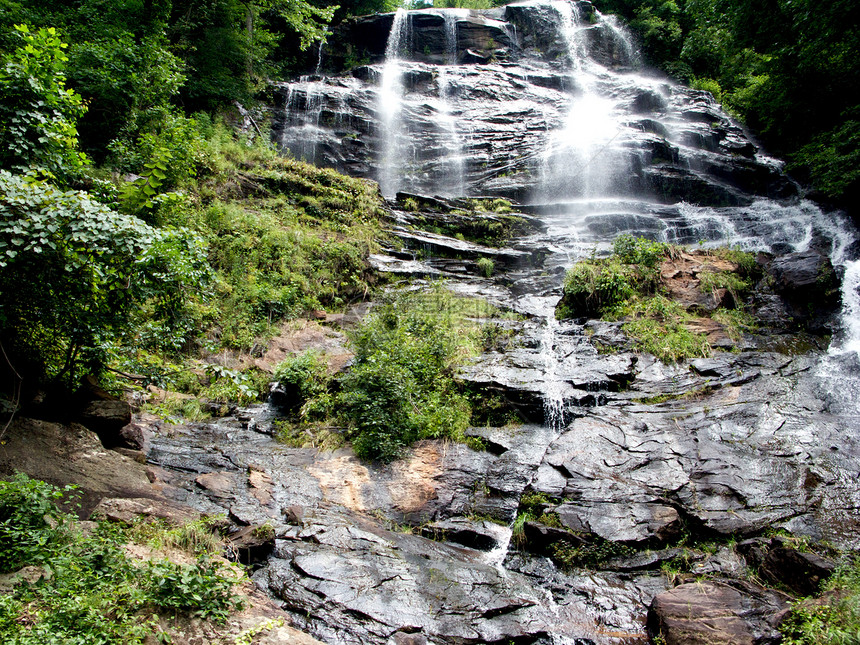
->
xmin=378 ymin=8 xmax=410 ymax=197
xmin=237 ymin=4 xmax=860 ymax=641
xmin=436 ymin=69 xmax=467 ymax=197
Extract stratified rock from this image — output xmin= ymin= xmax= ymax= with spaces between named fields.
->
xmin=760 ymin=546 xmax=836 ymax=596
xmin=767 ymin=250 xmax=840 ymax=331
xmin=419 ymin=517 xmax=509 ymax=550
xmin=256 ymin=507 xmax=598 ymax=645
xmin=648 ymin=580 xmax=789 ymax=645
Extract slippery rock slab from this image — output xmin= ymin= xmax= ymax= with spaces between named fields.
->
xmin=647 ymin=580 xmax=789 ymax=645
xmin=0 ymin=418 xmax=154 ymax=516
xmin=257 ymin=506 xmax=600 ymax=645
xmin=530 ymin=351 xmax=860 ymax=543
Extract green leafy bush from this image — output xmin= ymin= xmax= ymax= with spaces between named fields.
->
xmin=0 ymin=474 xmax=73 ymax=572
xmin=477 ymin=256 xmax=495 ymax=278
xmin=0 ymin=475 xmax=243 ymax=644
xmin=338 ymin=288 xmax=481 ymax=462
xmin=0 ymin=172 xmax=207 ymax=385
xmin=556 ymin=235 xmax=667 ymax=319
xmin=272 ymin=351 xmax=333 ymax=420
xmin=611 ymin=234 xmax=669 ymax=267
xmin=0 ymin=24 xmax=88 ymax=181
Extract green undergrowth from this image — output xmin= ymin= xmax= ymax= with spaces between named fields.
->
xmin=781 ymin=560 xmax=860 ymax=644
xmin=555 ymin=235 xmax=667 ymax=320
xmin=2 ymin=114 xmax=388 ymax=400
xmin=0 ymin=474 xmax=244 ymax=644
xmin=270 ymin=285 xmax=500 ymax=462
xmin=135 ymin=122 xmax=386 ymax=353
xmin=606 ymin=295 xmax=711 ymax=362
xmin=557 ymin=235 xmax=761 ymax=362
xmin=400 ymin=194 xmax=530 ymax=246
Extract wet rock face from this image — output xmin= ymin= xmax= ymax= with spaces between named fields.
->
xmin=257 ymin=507 xmax=599 ymax=644
xmin=274 ymin=2 xmax=793 ymax=214
xmin=647 ymin=580 xmax=789 ymax=645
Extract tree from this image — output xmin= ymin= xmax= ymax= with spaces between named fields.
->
xmin=0 ymin=24 xmax=87 ymax=181
xmin=0 ymin=172 xmax=209 ymax=386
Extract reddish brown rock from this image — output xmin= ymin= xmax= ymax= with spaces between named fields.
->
xmin=648 ymin=580 xmax=788 ymax=645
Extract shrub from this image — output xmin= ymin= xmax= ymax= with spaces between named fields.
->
xmin=338 ymin=288 xmax=481 ymax=462
xmin=0 ymin=475 xmax=243 ymax=644
xmin=611 ymin=233 xmax=668 ymax=267
xmin=0 ymin=24 xmax=88 ymax=181
xmin=272 ymin=351 xmax=333 ymax=420
xmin=0 ymin=474 xmax=73 ymax=572
xmin=556 ymin=235 xmax=667 ymax=320
xmin=0 ymin=172 xmax=207 ymax=385
xmin=477 ymin=256 xmax=495 ymax=277
xmin=781 ymin=559 xmax=860 ymax=644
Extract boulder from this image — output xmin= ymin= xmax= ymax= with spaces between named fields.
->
xmin=648 ymin=580 xmax=789 ymax=645
xmin=0 ymin=417 xmax=153 ymax=516
xmin=78 ymin=400 xmax=133 ymax=447
xmin=759 ymin=545 xmax=836 ymax=596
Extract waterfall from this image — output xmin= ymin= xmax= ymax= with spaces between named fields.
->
xmin=315 ymin=32 xmax=326 ymax=75
xmin=378 ymin=8 xmax=410 ymax=198
xmin=277 ymin=76 xmax=327 ymax=164
xmin=443 ymin=11 xmax=461 ymax=64
xmin=273 ymin=0 xmax=860 ymax=414
xmin=436 ymin=68 xmax=466 ymax=197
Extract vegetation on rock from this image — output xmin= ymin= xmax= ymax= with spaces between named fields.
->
xmin=557 ymin=235 xmax=760 ymax=362
xmin=0 ymin=474 xmax=243 ymax=644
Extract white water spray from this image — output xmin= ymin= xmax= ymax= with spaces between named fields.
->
xmin=378 ymin=9 xmax=410 ymax=197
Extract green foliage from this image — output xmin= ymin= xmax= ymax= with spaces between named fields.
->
xmin=0 ymin=172 xmax=205 ymax=385
xmin=0 ymin=24 xmax=88 ymax=181
xmin=550 ymin=536 xmax=635 ymax=570
xmin=790 ymin=115 xmax=860 ymax=203
xmin=338 ymin=288 xmax=484 ymax=462
xmin=272 ymin=351 xmax=333 ymax=421
xmin=611 ymin=234 xmax=669 ymax=267
xmin=698 ymin=269 xmax=750 ymax=301
xmin=556 ymin=235 xmax=668 ymax=320
xmin=0 ymin=474 xmax=73 ymax=573
xmin=144 ymin=556 xmax=242 ymax=621
xmin=116 ymin=113 xmax=204 ymax=214
xmin=202 ymin=365 xmax=265 ymax=404
xmin=0 ymin=475 xmax=243 ymax=644
xmin=477 ymin=256 xmax=494 ymax=278
xmin=781 ymin=559 xmax=860 ymax=645
xmin=712 ymin=307 xmax=757 ymax=342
